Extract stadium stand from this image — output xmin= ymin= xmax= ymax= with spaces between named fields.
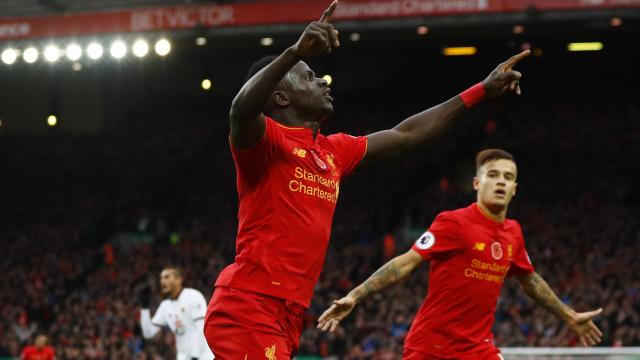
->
xmin=1 ymin=95 xmax=638 ymax=359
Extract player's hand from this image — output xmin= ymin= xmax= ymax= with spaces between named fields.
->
xmin=317 ymin=295 xmax=356 ymax=332
xmin=567 ymin=308 xmax=604 ymax=346
xmin=290 ymin=0 xmax=340 ymax=58
xmin=482 ymin=49 xmax=530 ymax=99
xmin=138 ymin=285 xmax=152 ymax=308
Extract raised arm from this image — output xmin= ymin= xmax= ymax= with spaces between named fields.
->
xmin=138 ymin=286 xmax=163 ymax=339
xmin=140 ymin=309 xmax=162 ymax=339
xmin=230 ymin=0 xmax=340 ymax=149
xmin=516 ymin=272 xmax=604 ymax=346
xmin=317 ymin=249 xmax=424 ymax=332
xmin=362 ymin=50 xmax=530 ymax=164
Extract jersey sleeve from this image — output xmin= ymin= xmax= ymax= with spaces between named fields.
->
xmin=187 ymin=289 xmax=207 ymax=321
xmin=151 ymin=302 xmax=168 ymax=327
xmin=326 ymin=132 xmax=368 ymax=176
xmin=507 ymin=222 xmax=535 ymax=277
xmin=230 ymin=116 xmax=282 ymax=182
xmin=411 ymin=211 xmax=463 ymax=261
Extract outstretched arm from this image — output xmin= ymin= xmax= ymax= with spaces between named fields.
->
xmin=362 ymin=50 xmax=530 ymax=164
xmin=517 ymin=272 xmax=603 ymax=346
xmin=230 ymin=1 xmax=340 ymax=149
xmin=317 ymin=249 xmax=423 ymax=332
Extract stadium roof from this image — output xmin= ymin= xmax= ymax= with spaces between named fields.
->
xmin=0 ymin=0 xmax=198 ymax=18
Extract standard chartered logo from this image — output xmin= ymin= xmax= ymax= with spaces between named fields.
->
xmin=464 ymin=258 xmax=510 ymax=284
xmin=288 ymin=166 xmax=339 ymax=203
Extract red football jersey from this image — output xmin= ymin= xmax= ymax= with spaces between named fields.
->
xmin=21 ymin=346 xmax=55 ymax=360
xmin=405 ymin=203 xmax=534 ymax=358
xmin=216 ymin=116 xmax=367 ymax=307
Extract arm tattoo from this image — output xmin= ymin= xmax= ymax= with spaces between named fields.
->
xmin=522 ymin=272 xmax=573 ymax=321
xmin=351 ymin=260 xmax=403 ymax=301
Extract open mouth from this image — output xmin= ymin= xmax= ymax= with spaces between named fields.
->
xmin=494 ymin=189 xmax=506 ymax=197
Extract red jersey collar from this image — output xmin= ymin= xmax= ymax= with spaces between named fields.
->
xmin=471 ymin=202 xmax=506 ymax=227
xmin=270 ymin=117 xmax=320 ymax=145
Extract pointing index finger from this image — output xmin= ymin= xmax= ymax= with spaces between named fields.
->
xmin=503 ymin=49 xmax=530 ymax=71
xmin=319 ymin=0 xmax=338 ymax=23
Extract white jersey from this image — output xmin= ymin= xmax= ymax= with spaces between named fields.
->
xmin=141 ymin=288 xmax=214 ymax=360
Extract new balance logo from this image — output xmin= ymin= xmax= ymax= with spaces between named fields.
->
xmin=473 ymin=242 xmax=486 ymax=251
xmin=292 ymin=147 xmax=306 ymax=158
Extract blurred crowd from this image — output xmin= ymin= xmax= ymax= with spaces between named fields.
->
xmin=1 ymin=97 xmax=639 ymax=359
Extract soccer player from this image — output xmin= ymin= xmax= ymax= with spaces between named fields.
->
xmin=140 ymin=267 xmax=214 ymax=360
xmin=204 ymin=0 xmax=530 ymax=358
xmin=317 ymin=149 xmax=604 ymax=359
xmin=20 ymin=334 xmax=55 ymax=360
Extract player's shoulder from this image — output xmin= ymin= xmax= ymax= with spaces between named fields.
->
xmin=434 ymin=207 xmax=466 ymax=223
xmin=324 ymin=131 xmax=361 ymax=146
xmin=425 ymin=210 xmax=463 ymax=236
xmin=182 ymin=288 xmax=205 ymax=299
xmin=326 ymin=131 xmax=357 ymax=138
xmin=504 ymin=218 xmax=523 ymax=232
xmin=182 ymin=287 xmax=203 ymax=295
xmin=253 ymin=115 xmax=285 ymax=140
xmin=157 ymin=298 xmax=172 ymax=308
xmin=264 ymin=116 xmax=296 ymax=134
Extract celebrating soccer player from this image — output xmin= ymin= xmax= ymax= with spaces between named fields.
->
xmin=139 ymin=268 xmax=214 ymax=360
xmin=20 ymin=334 xmax=55 ymax=360
xmin=204 ymin=0 xmax=530 ymax=358
xmin=318 ymin=149 xmax=604 ymax=359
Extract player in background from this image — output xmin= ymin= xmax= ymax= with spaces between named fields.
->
xmin=140 ymin=268 xmax=214 ymax=360
xmin=205 ymin=0 xmax=530 ymax=358
xmin=20 ymin=334 xmax=55 ymax=360
xmin=318 ymin=149 xmax=604 ymax=359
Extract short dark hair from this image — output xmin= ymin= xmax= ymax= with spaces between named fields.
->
xmin=475 ymin=149 xmax=515 ymax=173
xmin=246 ymin=55 xmax=278 ymax=82
xmin=163 ymin=267 xmax=183 ymax=279
xmin=245 ymin=55 xmax=293 ymax=117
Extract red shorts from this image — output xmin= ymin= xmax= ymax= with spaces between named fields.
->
xmin=204 ymin=286 xmax=305 ymax=360
xmin=403 ymin=346 xmax=503 ymax=360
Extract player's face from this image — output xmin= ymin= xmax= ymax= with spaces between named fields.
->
xmin=474 ymin=159 xmax=518 ymax=211
xmin=160 ymin=269 xmax=180 ymax=295
xmin=35 ymin=335 xmax=47 ymax=348
xmin=284 ymin=61 xmax=333 ymax=120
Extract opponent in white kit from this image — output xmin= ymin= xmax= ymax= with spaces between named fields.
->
xmin=140 ymin=267 xmax=214 ymax=360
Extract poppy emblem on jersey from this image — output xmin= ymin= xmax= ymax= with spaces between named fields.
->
xmin=415 ymin=231 xmax=435 ymax=250
xmin=265 ymin=344 xmax=276 ymax=360
xmin=310 ymin=150 xmax=327 ymax=170
xmin=491 ymin=242 xmax=503 ymax=260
